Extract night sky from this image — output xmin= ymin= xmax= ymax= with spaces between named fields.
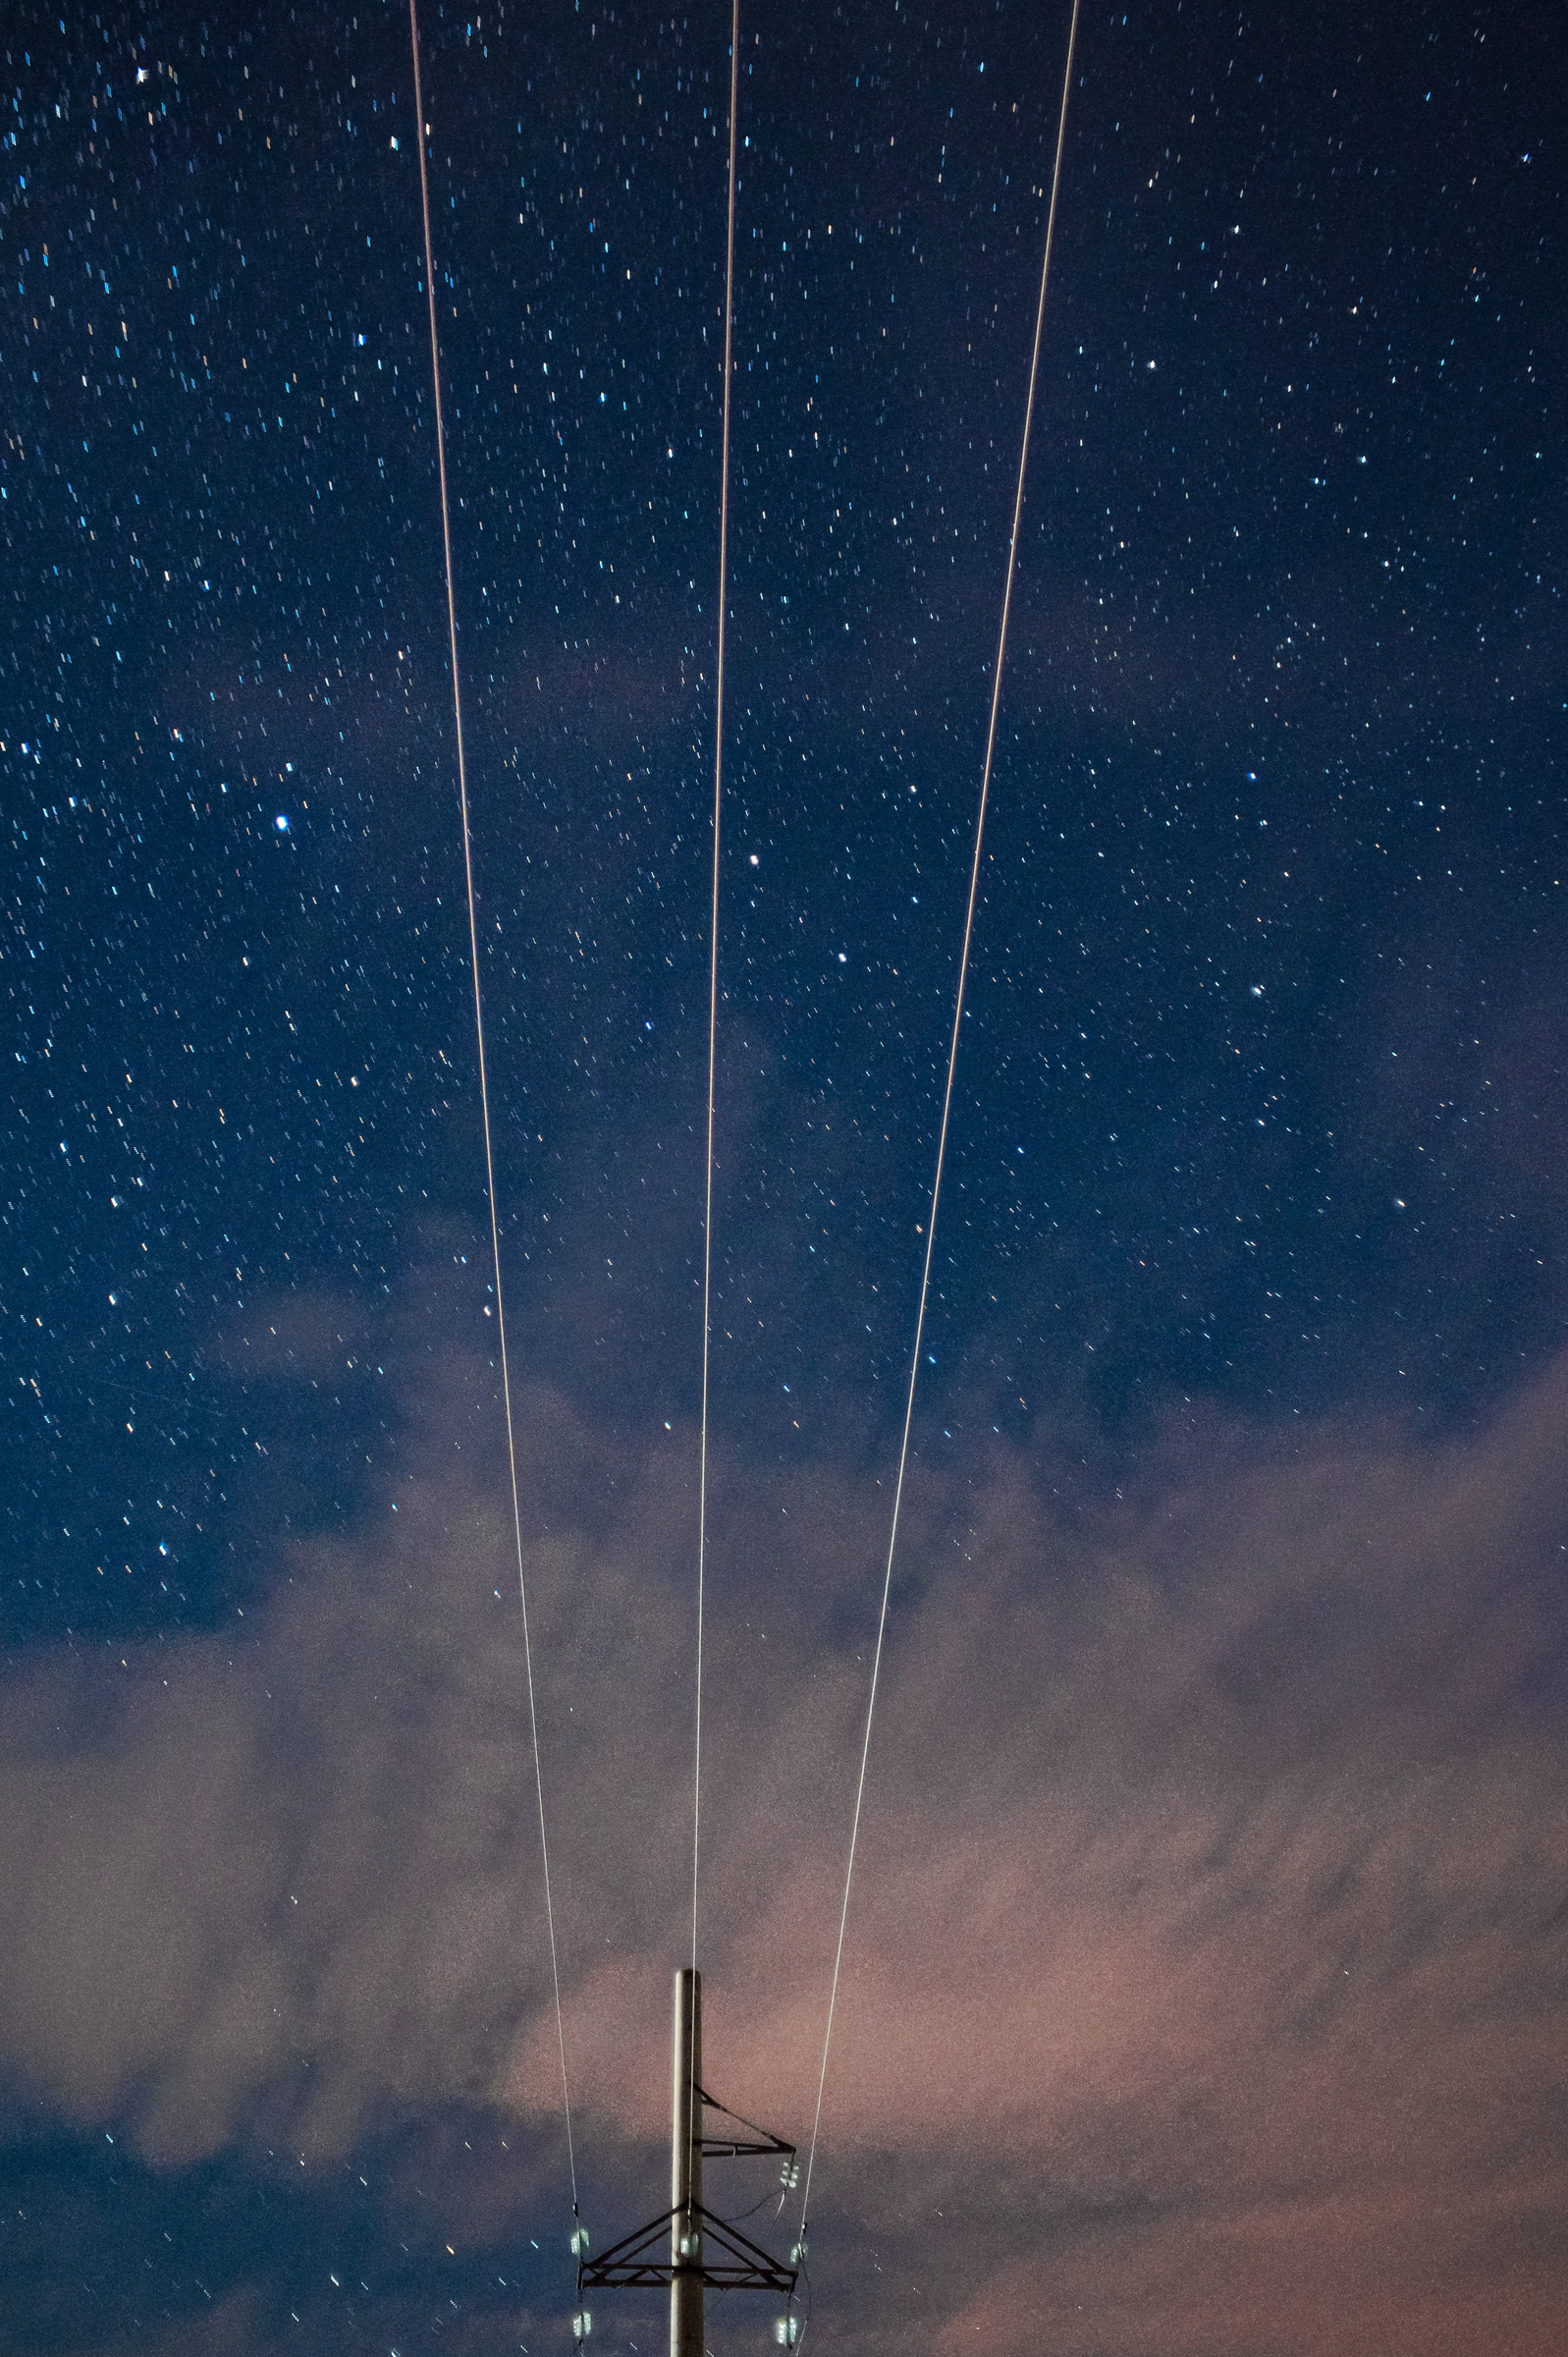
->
xmin=3 ymin=2 xmax=1565 ymax=2353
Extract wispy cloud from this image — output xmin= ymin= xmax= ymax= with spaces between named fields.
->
xmin=3 ymin=1297 xmax=1565 ymax=2351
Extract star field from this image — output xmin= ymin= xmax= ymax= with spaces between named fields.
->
xmin=2 ymin=4 xmax=1565 ymax=2353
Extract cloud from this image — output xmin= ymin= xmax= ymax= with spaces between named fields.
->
xmin=2 ymin=1296 xmax=1566 ymax=2351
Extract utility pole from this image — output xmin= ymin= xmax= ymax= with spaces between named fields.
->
xmin=575 ymin=1969 xmax=797 ymax=2352
xmin=671 ymin=1968 xmax=703 ymax=2357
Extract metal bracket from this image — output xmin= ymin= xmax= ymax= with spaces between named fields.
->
xmin=696 ymin=2083 xmax=797 ymax=2164
xmin=577 ymin=2201 xmax=798 ymax=2297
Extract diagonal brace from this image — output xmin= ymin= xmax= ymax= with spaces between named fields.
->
xmin=578 ymin=2201 xmax=798 ymax=2297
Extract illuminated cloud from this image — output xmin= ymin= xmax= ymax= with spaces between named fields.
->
xmin=2 ymin=1311 xmax=1565 ymax=2350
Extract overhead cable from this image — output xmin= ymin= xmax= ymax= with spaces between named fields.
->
xmin=407 ymin=0 xmax=579 ymax=2215
xmin=797 ymin=0 xmax=1083 ymax=2241
xmin=692 ymin=0 xmax=743 ymax=1978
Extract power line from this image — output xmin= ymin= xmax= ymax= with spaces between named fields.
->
xmin=692 ymin=0 xmax=743 ymax=1981
xmin=797 ymin=0 xmax=1083 ymax=2241
xmin=407 ymin=0 xmax=578 ymax=2217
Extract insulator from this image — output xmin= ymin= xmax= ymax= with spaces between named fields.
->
xmin=773 ymin=2318 xmax=799 ymax=2347
xmin=789 ymin=2238 xmax=808 ymax=2267
xmin=572 ymin=2311 xmax=592 ymax=2344
xmin=779 ymin=2159 xmax=800 ymax=2190
xmin=569 ymin=2226 xmax=591 ymax=2260
xmin=677 ymin=2228 xmax=704 ymax=2262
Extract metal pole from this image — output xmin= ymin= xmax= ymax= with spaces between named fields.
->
xmin=671 ymin=1968 xmax=704 ymax=2357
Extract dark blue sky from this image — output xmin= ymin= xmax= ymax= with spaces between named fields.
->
xmin=3 ymin=6 xmax=1565 ymax=2355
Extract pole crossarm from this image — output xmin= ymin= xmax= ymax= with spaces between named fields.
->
xmin=697 ymin=2084 xmax=796 ymax=2162
xmin=578 ymin=2203 xmax=798 ymax=2297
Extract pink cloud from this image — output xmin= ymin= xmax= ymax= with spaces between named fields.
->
xmin=2 ymin=1315 xmax=1566 ymax=2351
